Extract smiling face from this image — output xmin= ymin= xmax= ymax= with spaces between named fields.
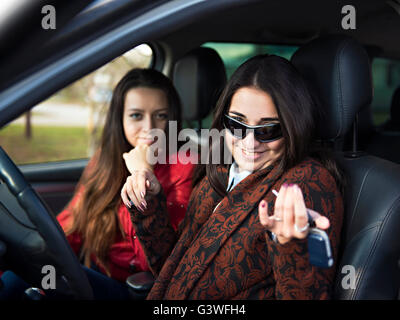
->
xmin=123 ymin=87 xmax=169 ymax=148
xmin=224 ymin=86 xmax=284 ymax=172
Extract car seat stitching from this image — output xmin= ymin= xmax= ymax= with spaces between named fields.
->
xmin=335 ymin=40 xmax=349 ymax=140
xmin=347 ymin=162 xmax=373 ymax=235
xmin=353 ymin=195 xmax=400 ymax=299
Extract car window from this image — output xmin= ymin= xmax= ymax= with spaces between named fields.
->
xmin=371 ymin=57 xmax=400 ymax=126
xmin=197 ymin=42 xmax=298 ymax=128
xmin=0 ymin=44 xmax=153 ymax=165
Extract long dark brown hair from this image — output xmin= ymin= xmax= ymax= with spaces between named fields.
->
xmin=64 ymin=68 xmax=182 ymax=274
xmin=193 ymin=54 xmax=344 ymax=197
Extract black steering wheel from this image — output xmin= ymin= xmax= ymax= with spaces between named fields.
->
xmin=0 ymin=147 xmax=93 ymax=299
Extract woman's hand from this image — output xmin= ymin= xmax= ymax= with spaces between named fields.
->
xmin=123 ymin=144 xmax=153 ymax=174
xmin=259 ymin=183 xmax=330 ymax=245
xmin=121 ymin=169 xmax=161 ymax=212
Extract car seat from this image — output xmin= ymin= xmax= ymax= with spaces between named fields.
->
xmin=292 ymin=35 xmax=400 ymax=299
xmin=172 ymin=47 xmax=227 ymax=153
xmin=173 ymin=46 xmax=227 ymax=130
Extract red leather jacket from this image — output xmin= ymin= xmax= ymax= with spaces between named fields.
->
xmin=57 ymin=153 xmax=195 ymax=282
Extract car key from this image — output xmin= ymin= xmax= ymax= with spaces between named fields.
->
xmin=271 ymin=189 xmax=334 ymax=268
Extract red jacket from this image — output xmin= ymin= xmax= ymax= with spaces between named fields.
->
xmin=57 ymin=153 xmax=195 ymax=282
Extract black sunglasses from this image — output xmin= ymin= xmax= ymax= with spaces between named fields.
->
xmin=223 ymin=114 xmax=283 ymax=143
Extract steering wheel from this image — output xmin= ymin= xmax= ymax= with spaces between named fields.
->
xmin=0 ymin=147 xmax=93 ymax=299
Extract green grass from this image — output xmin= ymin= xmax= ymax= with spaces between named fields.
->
xmin=372 ymin=111 xmax=389 ymax=127
xmin=0 ymin=124 xmax=91 ymax=164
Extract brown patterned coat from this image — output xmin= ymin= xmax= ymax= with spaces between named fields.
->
xmin=129 ymin=157 xmax=343 ymax=299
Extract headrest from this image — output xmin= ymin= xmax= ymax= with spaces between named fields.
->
xmin=291 ymin=35 xmax=373 ymax=141
xmin=390 ymin=87 xmax=400 ymax=125
xmin=173 ymin=47 xmax=227 ymax=122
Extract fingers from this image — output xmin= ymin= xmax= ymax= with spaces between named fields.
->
xmin=122 ymin=174 xmax=146 ymax=212
xmin=293 ymin=185 xmax=309 ymax=239
xmin=307 ymin=208 xmax=330 ymax=230
xmin=137 ymin=171 xmax=148 ymax=209
xmin=128 ymin=172 xmax=146 ymax=210
xmin=282 ymin=185 xmax=295 ymax=239
xmin=124 ymin=176 xmax=142 ymax=211
xmin=121 ymin=183 xmax=131 ymax=208
xmin=121 ymin=168 xmax=162 ymax=212
xmin=258 ymin=200 xmax=272 ymax=229
xmin=259 ymin=184 xmax=288 ymax=235
xmin=271 ymin=183 xmax=288 ymax=224
xmin=267 ymin=184 xmax=331 ymax=244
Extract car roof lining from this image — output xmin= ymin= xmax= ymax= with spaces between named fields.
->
xmin=159 ymin=0 xmax=400 ymax=60
xmin=2 ymin=0 xmax=399 ymax=89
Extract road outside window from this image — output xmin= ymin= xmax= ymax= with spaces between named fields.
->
xmin=0 ymin=44 xmax=153 ymax=165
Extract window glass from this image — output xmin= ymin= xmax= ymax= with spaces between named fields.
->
xmin=371 ymin=58 xmax=400 ymax=126
xmin=0 ymin=44 xmax=153 ymax=165
xmin=197 ymin=42 xmax=298 ymax=128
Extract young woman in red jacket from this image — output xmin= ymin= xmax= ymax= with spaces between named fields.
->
xmin=0 ymin=69 xmax=195 ymax=300
xmin=54 ymin=68 xmax=195 ymax=299
xmin=0 ymin=68 xmax=195 ymax=300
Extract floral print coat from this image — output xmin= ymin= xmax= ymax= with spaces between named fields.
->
xmin=129 ymin=157 xmax=343 ymax=299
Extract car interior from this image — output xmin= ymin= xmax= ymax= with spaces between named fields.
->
xmin=0 ymin=0 xmax=400 ymax=300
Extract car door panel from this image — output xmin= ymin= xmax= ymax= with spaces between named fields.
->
xmin=19 ymin=159 xmax=88 ymax=215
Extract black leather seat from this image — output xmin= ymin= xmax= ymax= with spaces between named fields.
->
xmin=292 ymin=35 xmax=400 ymax=299
xmin=173 ymin=47 xmax=227 ymax=131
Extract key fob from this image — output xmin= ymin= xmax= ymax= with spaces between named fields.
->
xmin=307 ymin=227 xmax=334 ymax=268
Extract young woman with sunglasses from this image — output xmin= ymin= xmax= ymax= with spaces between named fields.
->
xmin=121 ymin=55 xmax=344 ymax=299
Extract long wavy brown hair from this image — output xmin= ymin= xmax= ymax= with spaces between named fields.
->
xmin=192 ymin=54 xmax=345 ymax=197
xmin=63 ymin=68 xmax=182 ymax=274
